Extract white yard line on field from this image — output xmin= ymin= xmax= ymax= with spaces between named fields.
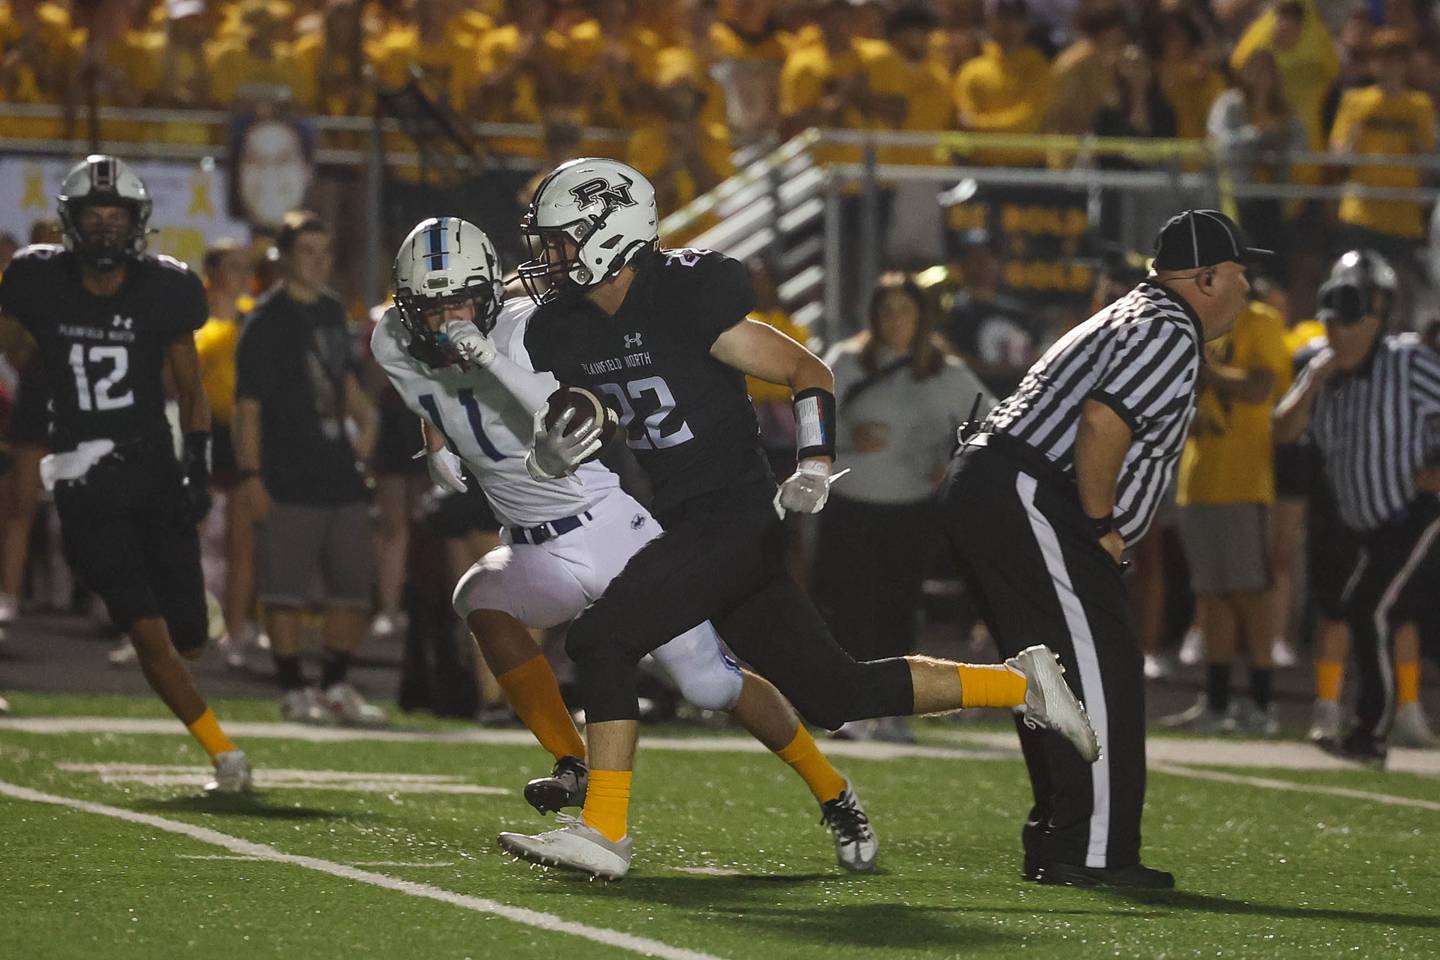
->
xmin=56 ymin=762 xmax=512 ymax=795
xmin=1149 ymin=763 xmax=1440 ymax=812
xmin=0 ymin=780 xmax=723 ymax=960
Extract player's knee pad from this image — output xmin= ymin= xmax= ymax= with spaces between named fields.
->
xmin=650 ymin=632 xmax=744 ymax=712
xmin=451 ymin=549 xmax=510 ymax=621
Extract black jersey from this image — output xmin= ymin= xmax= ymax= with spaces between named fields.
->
xmin=524 ymin=248 xmax=773 ymax=518
xmin=0 ymin=245 xmax=207 ymax=451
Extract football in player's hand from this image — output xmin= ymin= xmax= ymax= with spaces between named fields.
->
xmin=543 ymin=385 xmax=620 ymax=459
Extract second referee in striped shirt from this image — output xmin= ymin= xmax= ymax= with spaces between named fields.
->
xmin=941 ymin=210 xmax=1263 ymax=889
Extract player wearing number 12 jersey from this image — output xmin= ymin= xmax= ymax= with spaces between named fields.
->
xmin=0 ymin=155 xmax=249 ymax=793
xmin=499 ymin=158 xmax=1099 ymax=879
xmin=372 ymin=217 xmax=879 ymax=873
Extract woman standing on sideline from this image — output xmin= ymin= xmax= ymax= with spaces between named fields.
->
xmin=816 ymin=272 xmax=993 ymax=742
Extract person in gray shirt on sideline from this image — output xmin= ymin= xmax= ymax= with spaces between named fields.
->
xmin=815 ymin=271 xmax=993 ymax=743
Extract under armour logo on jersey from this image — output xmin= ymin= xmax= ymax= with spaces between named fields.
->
xmin=111 ymin=314 xmax=133 ymax=330
xmin=570 ymin=175 xmax=636 ymax=212
xmin=623 ymin=333 xmax=643 ymax=349
xmin=630 ymin=514 xmax=645 ymax=530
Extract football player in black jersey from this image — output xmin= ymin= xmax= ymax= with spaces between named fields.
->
xmin=495 ymin=158 xmax=1099 ymax=879
xmin=0 ymin=156 xmax=250 ymax=793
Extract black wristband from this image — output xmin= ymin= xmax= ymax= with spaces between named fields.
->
xmin=793 ymin=387 xmax=837 ymax=461
xmin=1085 ymin=513 xmax=1115 ymax=539
xmin=183 ymin=431 xmax=210 ymax=468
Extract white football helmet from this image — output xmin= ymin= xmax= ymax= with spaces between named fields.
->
xmin=57 ymin=154 xmax=153 ymax=270
xmin=518 ymin=157 xmax=658 ymax=303
xmin=393 ymin=216 xmax=505 ymax=367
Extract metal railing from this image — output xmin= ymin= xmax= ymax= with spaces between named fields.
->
xmin=661 ymin=128 xmax=1440 ymax=345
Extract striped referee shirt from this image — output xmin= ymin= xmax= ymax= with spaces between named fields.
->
xmin=985 ymin=281 xmax=1204 ymax=544
xmin=1289 ymin=333 xmax=1440 ymax=532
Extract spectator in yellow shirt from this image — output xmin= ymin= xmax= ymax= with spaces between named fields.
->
xmin=1046 ymin=6 xmax=1129 ymax=137
xmin=293 ymin=0 xmax=372 ymax=117
xmin=778 ymin=0 xmax=868 ymax=142
xmin=953 ymin=0 xmax=1052 ymax=166
xmin=1166 ymin=297 xmax=1293 ymax=735
xmin=1331 ymin=30 xmax=1437 ymax=243
xmin=1155 ymin=11 xmax=1226 ymax=143
xmin=563 ymin=0 xmax=658 ymax=128
xmin=475 ymin=0 xmax=567 ymax=157
xmin=206 ymin=0 xmax=306 ymax=106
xmin=708 ymin=0 xmax=789 ymax=145
xmin=368 ymin=0 xmax=478 ymax=112
xmin=628 ymin=51 xmax=734 ymax=212
xmin=0 ymin=0 xmax=75 ymax=139
xmin=860 ymin=5 xmax=955 ymax=164
xmin=1230 ymin=0 xmax=1339 ymax=157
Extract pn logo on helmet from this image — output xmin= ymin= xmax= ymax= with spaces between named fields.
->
xmin=569 ymin=176 xmax=636 ymax=212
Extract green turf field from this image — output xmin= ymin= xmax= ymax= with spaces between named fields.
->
xmin=2 ymin=692 xmax=1438 ymax=959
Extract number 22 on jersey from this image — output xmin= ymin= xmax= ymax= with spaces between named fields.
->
xmin=69 ymin=344 xmax=134 ymax=411
xmin=596 ymin=376 xmax=693 ymax=450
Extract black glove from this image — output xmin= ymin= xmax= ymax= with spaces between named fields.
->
xmin=181 ymin=431 xmax=213 ymax=524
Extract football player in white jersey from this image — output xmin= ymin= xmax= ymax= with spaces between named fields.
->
xmin=371 ymin=217 xmax=878 ymax=875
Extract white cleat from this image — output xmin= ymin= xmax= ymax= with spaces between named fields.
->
xmin=1392 ymin=702 xmax=1438 ymax=748
xmin=1178 ymin=628 xmax=1204 ymax=667
xmin=107 ymin=639 xmax=138 ymax=667
xmin=1271 ymin=636 xmax=1299 ymax=669
xmin=498 ymin=814 xmax=633 ymax=879
xmin=370 ymin=611 xmax=409 ymax=642
xmin=1308 ymin=699 xmax=1342 ymax=744
xmin=1008 ymin=645 xmax=1101 ymax=763
xmin=204 ymin=750 xmax=252 ymax=794
xmin=0 ymin=593 xmax=18 ymax=624
xmin=280 ymin=687 xmax=332 ymax=725
xmin=323 ymin=682 xmax=389 ymax=728
xmin=820 ymin=778 xmax=878 ymax=872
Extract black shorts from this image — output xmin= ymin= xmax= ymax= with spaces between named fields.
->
xmin=1306 ymin=480 xmax=1361 ymax=621
xmin=53 ymin=440 xmax=207 ymax=650
xmin=1274 ymin=442 xmax=1316 ymax=501
xmin=424 ymin=483 xmax=500 ymax=538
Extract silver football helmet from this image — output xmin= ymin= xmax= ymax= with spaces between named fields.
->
xmin=57 ymin=155 xmax=153 ymax=270
xmin=1320 ymin=249 xmax=1399 ymax=326
xmin=518 ymin=157 xmax=658 ymax=304
xmin=393 ymin=216 xmax=505 ymax=366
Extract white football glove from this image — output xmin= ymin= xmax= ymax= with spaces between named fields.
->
xmin=424 ymin=446 xmax=469 ymax=494
xmin=774 ymin=459 xmax=846 ymax=517
xmin=525 ymin=406 xmax=603 ymax=482
xmin=444 ymin=319 xmax=496 ymax=370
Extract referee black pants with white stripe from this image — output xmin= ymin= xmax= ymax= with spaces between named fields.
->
xmin=1341 ymin=498 xmax=1440 ymax=740
xmin=940 ymin=442 xmax=1146 ymax=870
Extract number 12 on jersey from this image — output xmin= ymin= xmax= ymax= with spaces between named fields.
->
xmin=68 ymin=344 xmax=134 ymax=412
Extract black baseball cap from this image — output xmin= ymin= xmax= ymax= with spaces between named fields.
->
xmin=1151 ymin=209 xmax=1272 ymax=271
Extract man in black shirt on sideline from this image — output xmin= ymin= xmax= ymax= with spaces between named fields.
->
xmin=0 ymin=156 xmax=249 ymax=793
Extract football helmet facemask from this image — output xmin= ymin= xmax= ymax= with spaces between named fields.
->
xmin=518 ymin=157 xmax=659 ymax=304
xmin=393 ymin=216 xmax=505 ymax=368
xmin=57 ymin=155 xmax=153 ymax=271
xmin=1322 ymin=249 xmax=1399 ymax=326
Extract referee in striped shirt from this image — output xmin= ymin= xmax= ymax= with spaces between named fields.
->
xmin=1273 ymin=251 xmax=1440 ymax=763
xmin=941 ymin=210 xmax=1261 ymax=889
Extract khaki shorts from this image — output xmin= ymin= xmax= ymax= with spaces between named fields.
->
xmin=1179 ymin=502 xmax=1272 ymax=594
xmin=257 ymin=500 xmax=374 ymax=608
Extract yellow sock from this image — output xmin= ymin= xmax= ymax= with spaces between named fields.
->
xmin=1315 ymin=660 xmax=1343 ymax=702
xmin=958 ymin=664 xmax=1028 ymax=709
xmin=776 ymin=725 xmax=847 ymax=804
xmin=581 ymin=769 xmax=632 ymax=842
xmin=497 ymin=655 xmax=585 ymax=762
xmin=1397 ymin=661 xmax=1421 ymax=706
xmin=186 ymin=708 xmax=237 ymax=761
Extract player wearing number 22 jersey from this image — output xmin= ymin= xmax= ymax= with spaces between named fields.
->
xmin=372 ymin=216 xmax=877 ymax=875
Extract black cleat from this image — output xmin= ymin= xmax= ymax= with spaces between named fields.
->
xmin=523 ymin=755 xmax=588 ymax=815
xmin=1032 ymin=860 xmax=1176 ymax=889
xmin=1316 ymin=730 xmax=1387 ymax=767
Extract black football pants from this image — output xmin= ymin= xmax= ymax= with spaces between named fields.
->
xmin=940 ymin=439 xmax=1146 ymax=870
xmin=564 ymin=486 xmax=915 ymax=729
xmin=53 ymin=444 xmax=208 ymax=651
xmin=1340 ymin=498 xmax=1440 ymax=740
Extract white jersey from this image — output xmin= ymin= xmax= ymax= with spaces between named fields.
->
xmin=370 ymin=298 xmax=619 ymax=528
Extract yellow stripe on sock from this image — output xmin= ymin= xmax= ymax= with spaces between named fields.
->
xmin=581 ymin=769 xmax=632 ymax=843
xmin=776 ymin=725 xmax=846 ymax=804
xmin=1397 ymin=661 xmax=1420 ymax=707
xmin=1315 ymin=660 xmax=1343 ymax=702
xmin=497 ymin=655 xmax=586 ymax=762
xmin=186 ymin=708 xmax=236 ymax=761
xmin=957 ymin=664 xmax=1028 ymax=709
